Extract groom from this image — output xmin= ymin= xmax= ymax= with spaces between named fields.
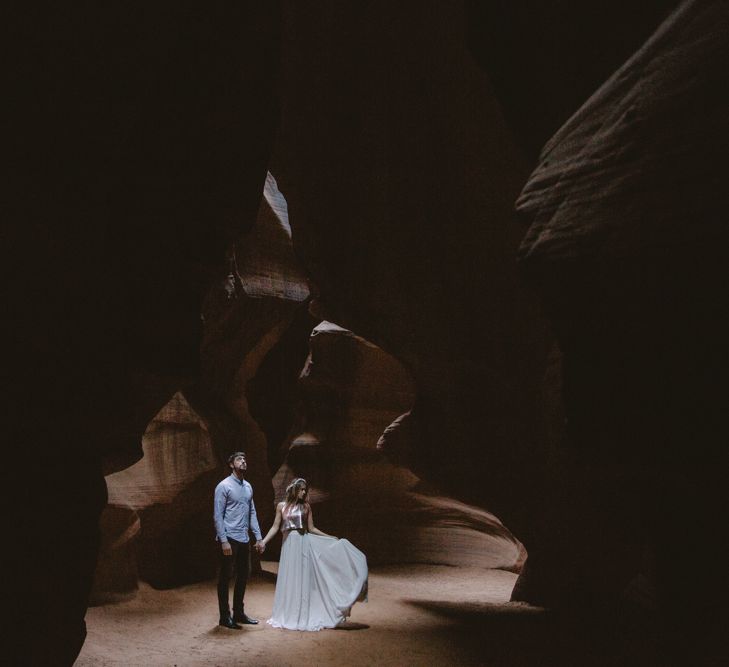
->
xmin=213 ymin=451 xmax=266 ymax=629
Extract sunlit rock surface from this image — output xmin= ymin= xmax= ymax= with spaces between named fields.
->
xmin=105 ymin=392 xmax=215 ymax=508
xmin=463 ymin=0 xmax=679 ymax=156
xmin=92 ymin=392 xmax=216 ymax=597
xmin=7 ymin=5 xmax=282 ymax=661
xmin=194 ymin=170 xmax=310 ymax=535
xmin=271 ymin=322 xmax=525 ymax=571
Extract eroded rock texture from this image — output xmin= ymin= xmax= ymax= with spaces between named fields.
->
xmin=9 ymin=1 xmax=722 ymax=663
xmin=272 ymin=1 xmax=552 ymax=542
xmin=92 ymin=392 xmax=217 ymax=599
xmin=514 ymin=0 xmax=729 ymax=661
xmin=105 ymin=392 xmax=216 ymax=509
xmin=464 ymin=0 xmax=680 ymax=156
xmin=271 ymin=322 xmax=525 ymax=571
xmin=91 ymin=173 xmax=309 ymax=596
xmin=191 ymin=172 xmax=310 ymax=531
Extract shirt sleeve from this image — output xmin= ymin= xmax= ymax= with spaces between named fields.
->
xmin=249 ymin=492 xmax=262 ymax=541
xmin=214 ymin=483 xmax=228 ymax=542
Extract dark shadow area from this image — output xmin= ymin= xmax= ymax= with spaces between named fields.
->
xmin=253 ymin=569 xmax=279 ymax=585
xmin=247 ymin=305 xmax=318 ymax=472
xmin=335 ymin=622 xmax=370 ymax=631
xmin=464 ymin=0 xmax=680 ymax=156
xmin=405 ymin=599 xmax=663 ymax=667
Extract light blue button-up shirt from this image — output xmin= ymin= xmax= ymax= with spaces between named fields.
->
xmin=213 ymin=474 xmax=262 ymax=544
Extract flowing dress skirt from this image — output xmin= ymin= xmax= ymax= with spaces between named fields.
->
xmin=267 ymin=532 xmax=368 ymax=631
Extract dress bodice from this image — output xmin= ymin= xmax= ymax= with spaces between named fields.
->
xmin=281 ymin=502 xmax=309 ymax=532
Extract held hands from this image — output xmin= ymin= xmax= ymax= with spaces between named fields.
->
xmin=222 ymin=541 xmax=265 ymax=555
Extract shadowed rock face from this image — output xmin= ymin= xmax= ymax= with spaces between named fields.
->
xmin=92 ymin=392 xmax=217 ymax=599
xmin=8 ymin=1 xmax=724 ymax=663
xmin=464 ymin=0 xmax=680 ymax=156
xmin=271 ymin=322 xmax=525 ymax=571
xmin=514 ymin=0 xmax=729 ymax=658
xmin=191 ymin=172 xmax=310 ymax=539
xmin=6 ymin=6 xmax=282 ymax=660
xmin=272 ymin=1 xmax=553 ymax=533
xmin=269 ymin=2 xmax=726 ymax=659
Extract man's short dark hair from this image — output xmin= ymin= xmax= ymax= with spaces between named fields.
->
xmin=228 ymin=451 xmax=246 ymax=465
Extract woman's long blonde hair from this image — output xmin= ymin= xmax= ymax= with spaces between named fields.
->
xmin=284 ymin=478 xmax=308 ymax=509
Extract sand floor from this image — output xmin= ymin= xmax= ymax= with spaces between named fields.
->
xmin=76 ymin=563 xmax=550 ymax=666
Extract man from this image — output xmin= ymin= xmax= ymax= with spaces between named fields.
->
xmin=213 ymin=451 xmax=266 ymax=629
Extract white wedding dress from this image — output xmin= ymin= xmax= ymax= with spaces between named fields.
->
xmin=267 ymin=505 xmax=368 ymax=631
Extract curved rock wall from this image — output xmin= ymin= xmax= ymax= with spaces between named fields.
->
xmin=7 ymin=5 xmax=282 ymax=662
xmin=92 ymin=392 xmax=218 ymax=597
xmin=10 ymin=2 xmax=722 ymax=663
xmin=272 ymin=1 xmax=553 ymax=540
xmin=193 ymin=171 xmax=310 ymax=539
xmin=105 ymin=392 xmax=216 ymax=509
xmin=514 ymin=0 xmax=729 ymax=657
xmin=92 ymin=172 xmax=310 ymax=596
xmin=270 ymin=322 xmax=525 ymax=571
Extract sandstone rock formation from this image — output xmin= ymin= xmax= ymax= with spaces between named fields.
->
xmin=91 ymin=392 xmax=217 ymax=599
xmin=7 ymin=6 xmax=282 ymax=662
xmin=9 ymin=2 xmax=723 ymax=664
xmin=272 ymin=2 xmax=553 ymax=543
xmin=464 ymin=0 xmax=680 ymax=156
xmin=191 ymin=171 xmax=310 ymax=537
xmin=104 ymin=392 xmax=216 ymax=509
xmin=514 ymin=0 xmax=729 ymax=659
xmin=91 ymin=172 xmax=309 ymax=597
xmin=271 ymin=322 xmax=525 ymax=571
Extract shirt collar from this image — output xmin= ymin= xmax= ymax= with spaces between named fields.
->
xmin=229 ymin=473 xmax=246 ymax=486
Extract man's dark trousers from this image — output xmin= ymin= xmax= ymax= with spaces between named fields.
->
xmin=217 ymin=537 xmax=251 ymax=619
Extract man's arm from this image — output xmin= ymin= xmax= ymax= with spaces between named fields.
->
xmin=213 ymin=484 xmax=231 ymax=554
xmin=249 ymin=490 xmax=263 ymax=544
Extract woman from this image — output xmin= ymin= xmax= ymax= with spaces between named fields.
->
xmin=260 ymin=478 xmax=368 ymax=631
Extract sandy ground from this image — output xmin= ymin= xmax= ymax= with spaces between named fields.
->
xmin=76 ymin=563 xmax=548 ymax=666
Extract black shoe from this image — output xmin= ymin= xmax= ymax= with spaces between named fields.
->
xmin=219 ymin=617 xmax=242 ymax=629
xmin=233 ymin=612 xmax=259 ymax=625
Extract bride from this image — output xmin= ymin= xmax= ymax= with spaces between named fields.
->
xmin=259 ymin=478 xmax=368 ymax=631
